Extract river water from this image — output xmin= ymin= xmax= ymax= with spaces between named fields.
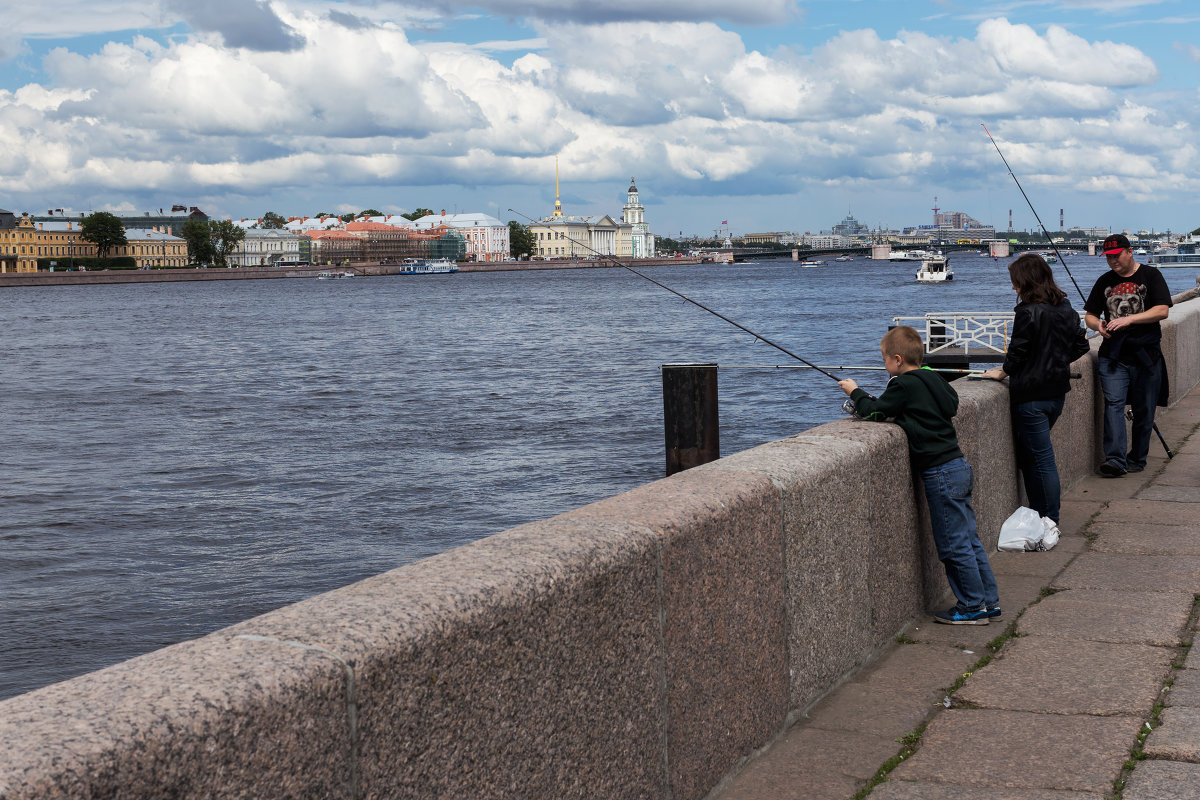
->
xmin=2 ymin=254 xmax=1195 ymax=699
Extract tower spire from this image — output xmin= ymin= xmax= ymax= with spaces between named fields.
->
xmin=552 ymin=156 xmax=563 ymax=219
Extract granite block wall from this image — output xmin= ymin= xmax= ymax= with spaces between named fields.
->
xmin=1 ymin=296 xmax=1196 ymax=800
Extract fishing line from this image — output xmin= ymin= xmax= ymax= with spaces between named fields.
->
xmin=508 ymin=208 xmax=843 ymax=382
xmin=982 ymin=126 xmax=1173 ymax=458
xmin=981 ymin=123 xmax=1086 ymax=303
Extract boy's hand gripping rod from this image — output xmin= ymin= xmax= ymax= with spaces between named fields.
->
xmin=508 ymin=208 xmax=843 ymax=383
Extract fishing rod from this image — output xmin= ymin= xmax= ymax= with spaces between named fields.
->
xmin=983 ymin=125 xmax=1173 ymax=460
xmin=981 ymin=123 xmax=1086 ymax=303
xmin=508 ymin=208 xmax=843 ymax=383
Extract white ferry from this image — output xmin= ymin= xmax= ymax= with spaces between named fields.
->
xmin=397 ymin=258 xmax=459 ymax=275
xmin=317 ymin=271 xmax=355 ymax=279
xmin=1149 ymin=240 xmax=1200 ymax=266
xmin=889 ymin=249 xmax=929 ymax=262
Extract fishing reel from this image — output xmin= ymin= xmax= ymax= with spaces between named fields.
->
xmin=842 ymin=394 xmax=878 ymax=420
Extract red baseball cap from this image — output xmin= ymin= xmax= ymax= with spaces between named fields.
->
xmin=1102 ymin=233 xmax=1130 ymax=255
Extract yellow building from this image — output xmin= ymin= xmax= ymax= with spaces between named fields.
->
xmin=0 ymin=211 xmax=42 ymax=273
xmin=0 ymin=212 xmax=97 ymax=272
xmin=114 ymin=228 xmax=187 ymax=268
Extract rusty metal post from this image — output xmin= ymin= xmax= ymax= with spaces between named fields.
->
xmin=662 ymin=363 xmax=719 ymax=476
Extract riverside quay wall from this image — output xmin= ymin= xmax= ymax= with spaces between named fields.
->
xmin=0 ymin=257 xmax=700 ymax=287
xmin=3 ymin=292 xmax=1199 ymax=800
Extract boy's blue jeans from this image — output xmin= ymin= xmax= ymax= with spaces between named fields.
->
xmin=1014 ymin=396 xmax=1065 ymax=523
xmin=921 ymin=456 xmax=998 ymax=612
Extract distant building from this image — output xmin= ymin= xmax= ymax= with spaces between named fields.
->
xmin=743 ymin=232 xmax=786 ymax=245
xmin=801 ymin=233 xmax=850 ymax=249
xmin=528 ymin=167 xmax=652 ymax=259
xmin=830 ymin=213 xmax=868 ymax=236
xmin=411 ymin=212 xmax=509 ymax=262
xmin=115 ymin=228 xmax=187 ymax=268
xmin=1 ymin=213 xmax=97 ymax=272
xmin=622 ymin=178 xmax=655 ymax=258
xmin=229 ymin=228 xmax=303 ymax=267
xmin=32 ymin=207 xmax=208 ymax=239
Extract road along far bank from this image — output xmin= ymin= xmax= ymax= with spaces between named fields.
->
xmin=0 ymin=257 xmax=705 ymax=287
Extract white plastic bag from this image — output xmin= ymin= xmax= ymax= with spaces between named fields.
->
xmin=1036 ymin=517 xmax=1060 ymax=551
xmin=997 ymin=506 xmax=1044 ymax=551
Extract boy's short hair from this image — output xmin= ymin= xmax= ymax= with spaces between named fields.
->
xmin=881 ymin=326 xmax=925 ymax=366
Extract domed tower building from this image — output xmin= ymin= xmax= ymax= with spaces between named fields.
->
xmin=622 ymin=178 xmax=655 ymax=258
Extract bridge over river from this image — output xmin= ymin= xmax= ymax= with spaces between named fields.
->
xmin=730 ymin=242 xmax=1095 ymax=261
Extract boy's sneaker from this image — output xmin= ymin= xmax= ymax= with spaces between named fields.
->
xmin=987 ymin=606 xmax=1002 ymax=618
xmin=1098 ymin=460 xmax=1126 ymax=478
xmin=933 ymin=607 xmax=990 ymax=625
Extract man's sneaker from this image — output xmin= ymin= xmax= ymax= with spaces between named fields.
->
xmin=1126 ymin=464 xmax=1145 ymax=473
xmin=1098 ymin=460 xmax=1126 ymax=478
xmin=987 ymin=606 xmax=1002 ymax=618
xmin=933 ymin=607 xmax=990 ymax=625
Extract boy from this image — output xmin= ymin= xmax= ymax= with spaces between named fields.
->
xmin=838 ymin=326 xmax=999 ymax=625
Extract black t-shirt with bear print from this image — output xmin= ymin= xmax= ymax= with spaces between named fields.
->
xmin=1084 ymin=263 xmax=1172 ymax=361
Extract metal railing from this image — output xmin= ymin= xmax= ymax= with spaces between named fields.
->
xmin=892 ymin=313 xmax=1015 ymax=356
xmin=892 ymin=312 xmax=1088 ymax=356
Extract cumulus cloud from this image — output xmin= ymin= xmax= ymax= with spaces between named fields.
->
xmin=412 ymin=0 xmax=800 ymax=25
xmin=0 ymin=8 xmax=1192 ymax=220
xmin=164 ymin=0 xmax=305 ymax=52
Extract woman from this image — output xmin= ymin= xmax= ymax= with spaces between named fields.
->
xmin=982 ymin=254 xmax=1090 ymax=525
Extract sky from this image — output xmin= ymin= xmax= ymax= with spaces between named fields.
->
xmin=1 ymin=0 xmax=1197 ymax=238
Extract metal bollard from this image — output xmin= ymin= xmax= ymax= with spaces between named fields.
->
xmin=662 ymin=363 xmax=719 ymax=476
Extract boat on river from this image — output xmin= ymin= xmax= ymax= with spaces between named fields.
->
xmin=799 ymin=259 xmax=825 ymax=268
xmin=915 ymin=254 xmax=953 ymax=283
xmin=398 ymin=258 xmax=459 ymax=275
xmin=317 ymin=271 xmax=355 ymax=279
xmin=889 ymin=249 xmax=929 ymax=262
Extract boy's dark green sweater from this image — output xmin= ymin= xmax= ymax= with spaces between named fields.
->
xmin=849 ymin=367 xmax=964 ymax=471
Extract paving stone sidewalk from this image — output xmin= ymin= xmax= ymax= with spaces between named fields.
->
xmin=711 ymin=388 xmax=1200 ymax=800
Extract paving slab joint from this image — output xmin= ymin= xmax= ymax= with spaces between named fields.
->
xmin=847 ymin=722 xmax=928 ymax=800
xmin=1109 ymin=597 xmax=1200 ymax=797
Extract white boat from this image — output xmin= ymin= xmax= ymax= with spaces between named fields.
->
xmin=1149 ymin=241 xmax=1200 ymax=265
xmin=317 ymin=271 xmax=355 ymax=279
xmin=799 ymin=260 xmax=825 ymax=267
xmin=915 ymin=255 xmax=953 ymax=283
xmin=889 ymin=249 xmax=928 ymax=262
xmin=397 ymin=258 xmax=459 ymax=275
xmin=1134 ymin=247 xmax=1148 ymax=256
xmin=834 ymin=255 xmax=852 ymax=262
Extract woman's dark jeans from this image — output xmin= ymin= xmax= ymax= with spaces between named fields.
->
xmin=1014 ymin=396 xmax=1065 ymax=523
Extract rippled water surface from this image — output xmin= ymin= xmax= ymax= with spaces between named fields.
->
xmin=2 ymin=256 xmax=1195 ymax=698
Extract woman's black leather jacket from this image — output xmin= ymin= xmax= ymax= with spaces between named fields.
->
xmin=1003 ymin=300 xmax=1091 ymax=404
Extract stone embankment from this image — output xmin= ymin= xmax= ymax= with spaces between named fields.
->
xmin=0 ymin=257 xmax=702 ymax=287
xmin=1 ymin=290 xmax=1198 ymax=800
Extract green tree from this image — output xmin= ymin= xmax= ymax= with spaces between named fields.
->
xmin=80 ymin=211 xmax=127 ymax=260
xmin=508 ymin=220 xmax=536 ymax=259
xmin=258 ymin=211 xmax=287 ymax=229
xmin=359 ymin=209 xmax=382 ymax=218
xmin=210 ymin=220 xmax=246 ymax=267
xmin=401 ymin=207 xmax=435 ymax=221
xmin=1191 ymin=226 xmax=1200 ymax=236
xmin=182 ymin=218 xmax=215 ymax=266
xmin=339 ymin=212 xmax=356 ymax=223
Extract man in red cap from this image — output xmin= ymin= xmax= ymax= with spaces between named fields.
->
xmin=1083 ymin=233 xmax=1172 ymax=476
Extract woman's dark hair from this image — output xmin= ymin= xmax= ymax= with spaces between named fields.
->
xmin=1008 ymin=253 xmax=1066 ymax=305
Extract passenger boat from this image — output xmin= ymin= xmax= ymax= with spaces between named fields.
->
xmin=1149 ymin=240 xmax=1200 ymax=265
xmin=889 ymin=249 xmax=928 ymax=262
xmin=915 ymin=254 xmax=953 ymax=283
xmin=317 ymin=271 xmax=355 ymax=279
xmin=397 ymin=258 xmax=459 ymax=275
xmin=799 ymin=259 xmax=825 ymax=267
